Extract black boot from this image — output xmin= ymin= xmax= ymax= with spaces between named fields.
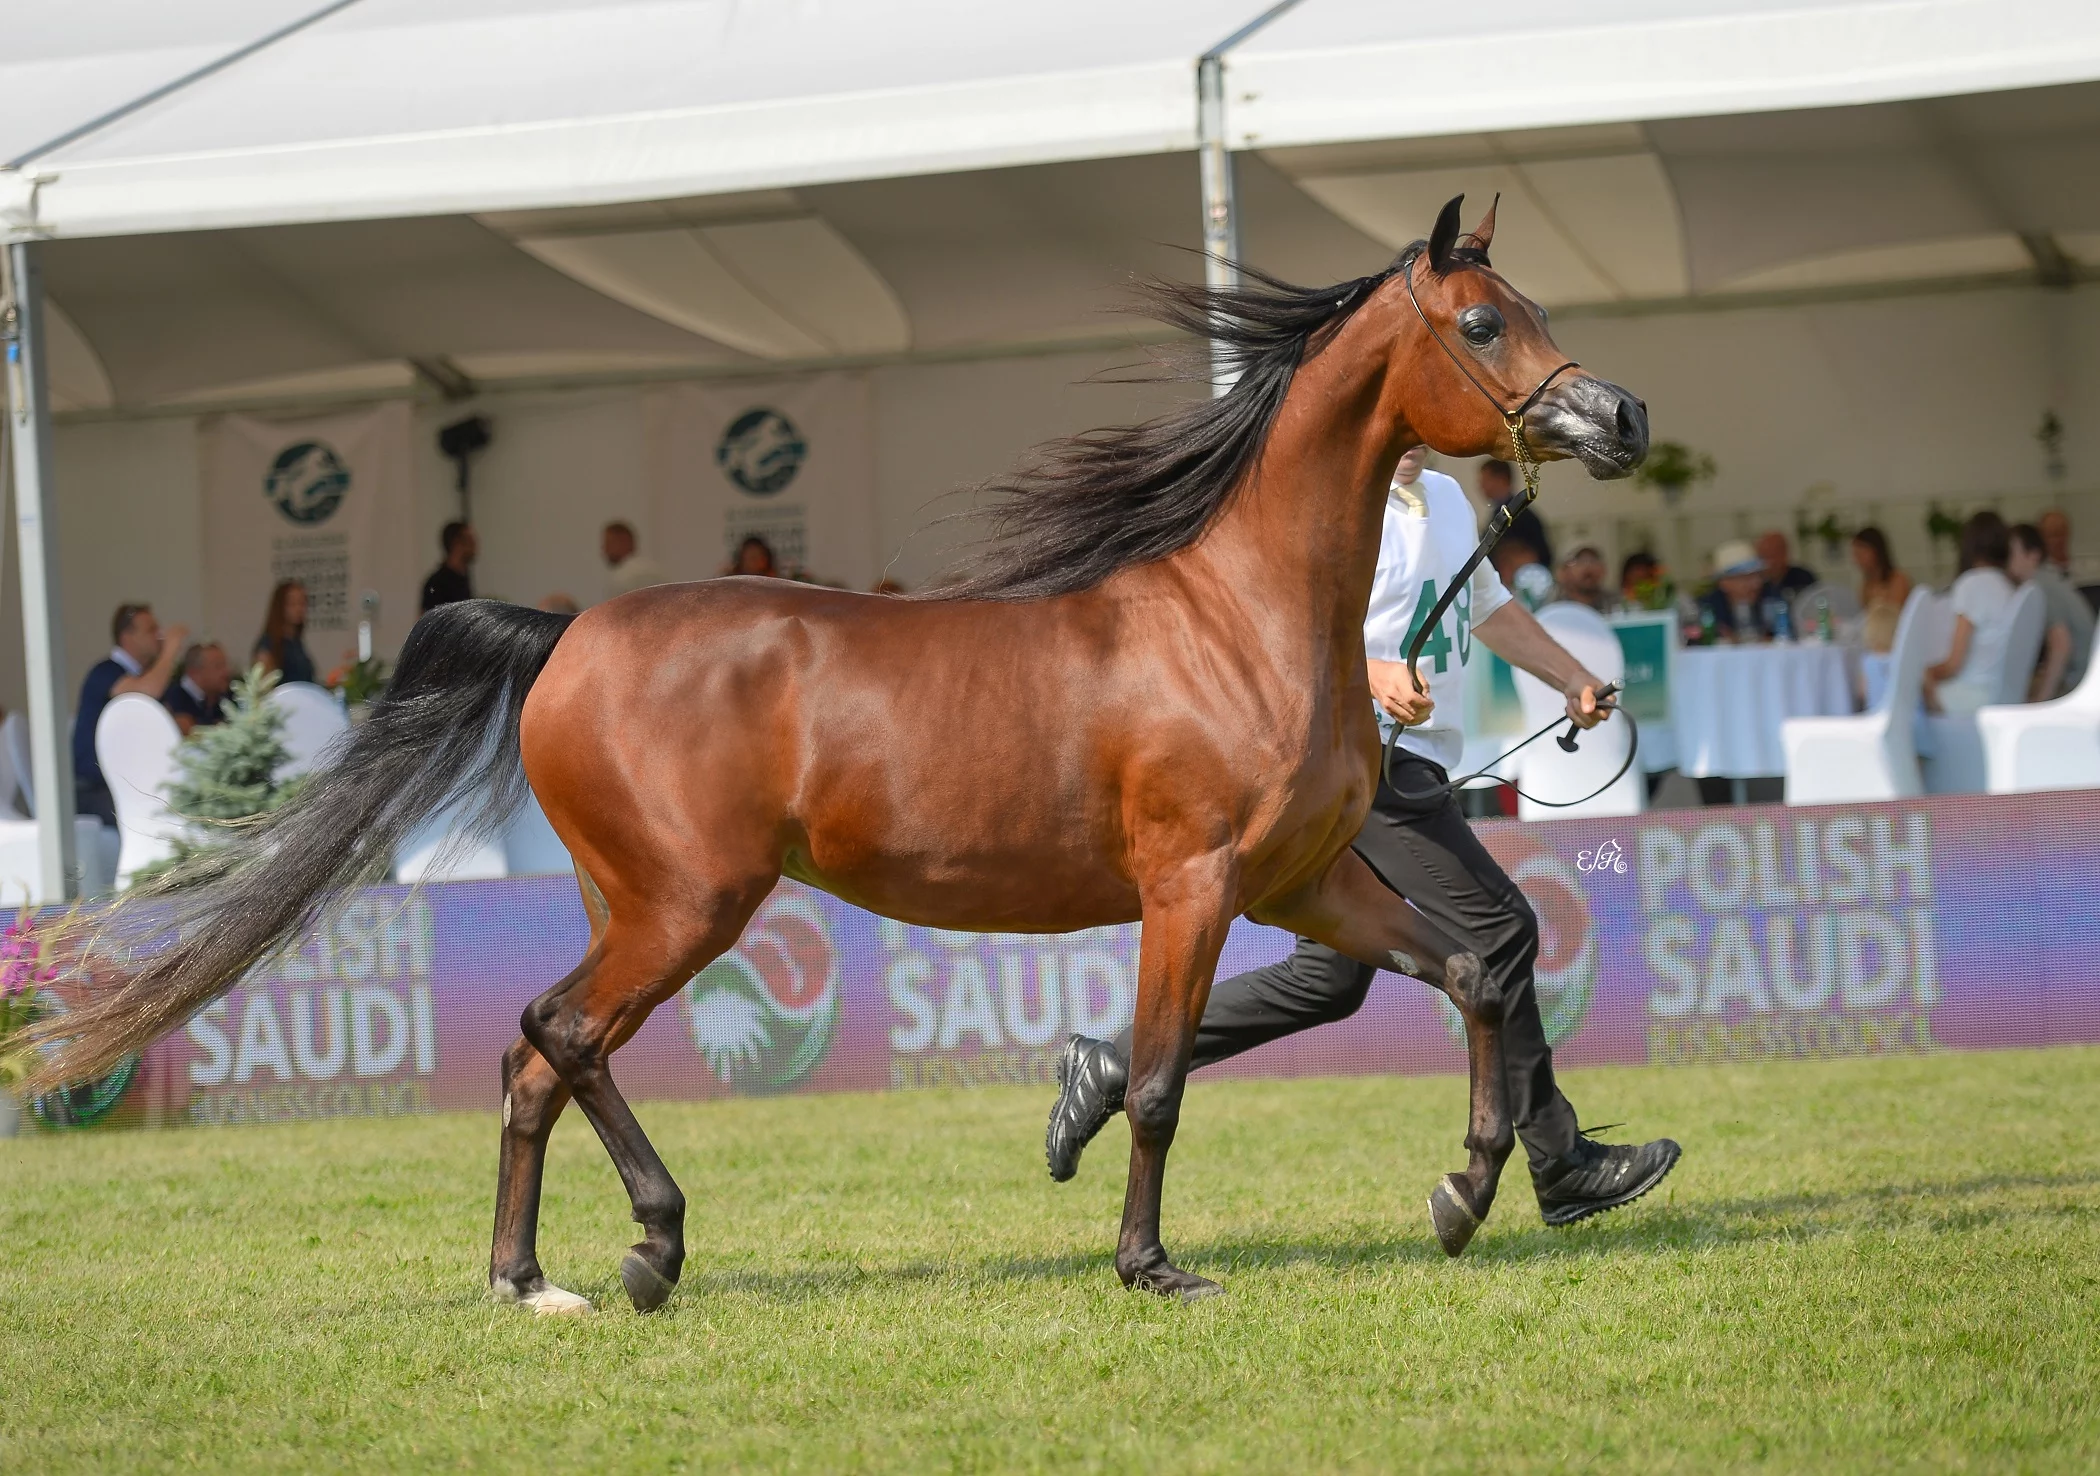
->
xmin=1532 ymin=1132 xmax=1681 ymax=1226
xmin=1044 ymin=1035 xmax=1127 ymax=1182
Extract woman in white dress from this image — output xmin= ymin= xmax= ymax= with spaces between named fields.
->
xmin=1923 ymin=511 xmax=2015 ymax=715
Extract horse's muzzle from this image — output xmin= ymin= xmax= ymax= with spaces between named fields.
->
xmin=1530 ymin=375 xmax=1649 ymax=479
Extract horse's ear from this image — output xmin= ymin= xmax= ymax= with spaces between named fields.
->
xmin=1465 ymin=194 xmax=1499 ymax=262
xmin=1428 ymin=195 xmax=1464 ymax=273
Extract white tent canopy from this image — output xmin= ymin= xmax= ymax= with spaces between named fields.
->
xmin=6 ymin=0 xmax=2100 ymax=243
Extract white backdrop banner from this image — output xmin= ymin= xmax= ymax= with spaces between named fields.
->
xmin=198 ymin=402 xmax=419 ymax=668
xmin=643 ymin=374 xmax=877 ymax=589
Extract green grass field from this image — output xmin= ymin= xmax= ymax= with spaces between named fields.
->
xmin=4 ymin=1047 xmax=2098 ymax=1473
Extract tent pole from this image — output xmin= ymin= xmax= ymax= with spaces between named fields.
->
xmin=1196 ymin=53 xmax=1240 ymax=398
xmin=3 ymin=241 xmax=80 ymax=900
xmin=1196 ymin=1 xmax=1302 ymax=398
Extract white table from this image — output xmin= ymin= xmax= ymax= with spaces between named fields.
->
xmin=1671 ymin=643 xmax=1855 ymax=780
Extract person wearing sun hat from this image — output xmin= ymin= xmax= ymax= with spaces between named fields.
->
xmin=1698 ymin=538 xmax=1778 ymax=643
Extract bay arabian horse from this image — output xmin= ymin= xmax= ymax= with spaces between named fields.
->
xmin=24 ymin=196 xmax=1647 ymax=1309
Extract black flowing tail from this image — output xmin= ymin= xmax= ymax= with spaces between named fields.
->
xmin=16 ymin=600 xmax=574 ymax=1094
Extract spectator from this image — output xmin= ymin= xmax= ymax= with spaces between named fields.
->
xmin=1490 ymin=534 xmax=1555 ymax=611
xmin=1619 ymin=551 xmax=1659 ymax=606
xmin=164 ymin=642 xmax=232 ymax=736
xmin=1554 ymin=546 xmax=1611 ymax=612
xmin=2010 ymin=522 xmax=2092 ymax=698
xmin=2038 ymin=507 xmax=2072 ymax=578
xmin=1697 ymin=540 xmax=1776 ymax=643
xmin=727 ymin=535 xmax=779 ymax=578
xmin=1850 ymin=526 xmax=1914 ymax=655
xmin=421 ymin=521 xmax=477 ymax=612
xmin=73 ymin=602 xmax=188 ymax=825
xmin=1923 ymin=512 xmax=2016 ymax=715
xmin=1478 ymin=458 xmax=1552 ymax=570
xmin=1756 ymin=530 xmax=1818 ymax=598
xmin=254 ymin=579 xmax=316 ymax=685
xmin=602 ymin=520 xmax=665 ymax=601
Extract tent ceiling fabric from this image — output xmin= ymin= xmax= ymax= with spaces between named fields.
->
xmin=5 ymin=1 xmax=2099 ymax=242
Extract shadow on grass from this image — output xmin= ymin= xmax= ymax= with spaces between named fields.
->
xmin=658 ymin=1169 xmax=2099 ymax=1305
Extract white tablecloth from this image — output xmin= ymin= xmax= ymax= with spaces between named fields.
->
xmin=1671 ymin=644 xmax=1855 ymax=778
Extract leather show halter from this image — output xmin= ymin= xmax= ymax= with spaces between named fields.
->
xmin=1377 ymin=252 xmax=1637 ymax=808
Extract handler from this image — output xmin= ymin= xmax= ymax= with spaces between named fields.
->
xmin=1046 ymin=446 xmax=1681 ymax=1226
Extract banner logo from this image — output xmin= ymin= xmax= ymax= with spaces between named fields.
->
xmin=263 ymin=440 xmax=351 ymax=525
xmin=683 ymin=893 xmax=839 ymax=1092
xmin=716 ymin=408 xmax=806 ymax=496
xmin=1519 ymin=848 xmax=1600 ymax=1046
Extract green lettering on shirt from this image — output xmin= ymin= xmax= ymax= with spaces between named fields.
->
xmin=1408 ymin=578 xmax=1454 ymax=674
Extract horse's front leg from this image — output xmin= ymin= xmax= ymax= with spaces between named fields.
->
xmin=1117 ymin=852 xmax=1238 ymax=1300
xmin=1254 ymin=845 xmax=1512 ymax=1257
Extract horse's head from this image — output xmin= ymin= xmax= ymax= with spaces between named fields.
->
xmin=1390 ymin=195 xmax=1648 ymax=479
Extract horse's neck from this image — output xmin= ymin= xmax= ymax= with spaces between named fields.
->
xmin=1191 ymin=305 xmax=1417 ymax=674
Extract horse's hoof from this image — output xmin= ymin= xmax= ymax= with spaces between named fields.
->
xmin=1429 ymin=1174 xmax=1482 ymax=1258
xmin=620 ymin=1251 xmax=678 ymax=1314
xmin=493 ymin=1277 xmax=592 ymax=1316
xmin=1119 ymin=1261 xmax=1224 ymax=1302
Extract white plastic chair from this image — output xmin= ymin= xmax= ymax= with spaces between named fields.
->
xmin=2 ymin=712 xmax=36 ymax=817
xmin=1978 ymin=633 xmax=2100 ymax=793
xmin=96 ymin=694 xmax=186 ymax=887
xmin=0 ymin=716 xmax=115 ymax=900
xmin=267 ymin=681 xmax=351 ymax=780
xmin=1782 ymin=587 xmax=1941 ymax=804
xmin=1509 ymin=603 xmax=1643 ymax=819
xmin=1921 ymin=582 xmax=2047 ymax=795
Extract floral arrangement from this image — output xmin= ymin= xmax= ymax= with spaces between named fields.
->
xmin=0 ymin=909 xmax=58 ymax=1091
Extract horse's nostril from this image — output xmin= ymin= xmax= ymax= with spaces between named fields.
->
xmin=1615 ymin=395 xmax=1647 ymax=451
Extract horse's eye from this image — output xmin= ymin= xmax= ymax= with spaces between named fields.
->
xmin=1459 ymin=305 xmax=1504 ymax=347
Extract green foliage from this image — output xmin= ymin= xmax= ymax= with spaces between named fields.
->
xmin=1795 ymin=510 xmax=1851 ymax=549
xmin=1926 ymin=503 xmax=1965 ymax=544
xmin=330 ymin=654 xmax=390 ymax=707
xmin=128 ymin=665 xmax=304 ymax=889
xmin=2 ymin=1050 xmax=2097 ymax=1470
xmin=1633 ymin=440 xmax=1716 ymax=495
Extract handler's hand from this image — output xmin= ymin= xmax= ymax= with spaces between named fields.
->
xmin=1564 ymin=673 xmax=1610 ymax=730
xmin=1368 ymin=658 xmax=1434 ymax=726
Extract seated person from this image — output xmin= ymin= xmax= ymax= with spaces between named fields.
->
xmin=73 ymin=602 xmax=188 ymax=825
xmin=1850 ymin=526 xmax=1914 ymax=654
xmin=163 ymin=642 xmax=232 ymax=736
xmin=1490 ymin=534 xmax=1556 ymax=611
xmin=1923 ymin=512 xmax=2016 ymax=715
xmin=1619 ymin=550 xmax=1661 ymax=608
xmin=1697 ymin=541 xmax=1777 ymax=642
xmin=1554 ymin=546 xmax=1611 ymax=612
xmin=1757 ymin=530 xmax=1818 ymax=598
xmin=2010 ymin=521 xmax=2093 ymax=698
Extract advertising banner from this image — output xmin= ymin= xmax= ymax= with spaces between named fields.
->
xmin=196 ymin=403 xmax=420 ymax=665
xmin=641 ymin=374 xmax=878 ymax=589
xmin=66 ymin=788 xmax=2100 ymax=1132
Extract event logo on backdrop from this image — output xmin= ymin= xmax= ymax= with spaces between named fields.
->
xmin=681 ymin=891 xmax=840 ymax=1093
xmin=200 ymin=404 xmax=419 ymax=663
xmin=97 ymin=791 xmax=2100 ymax=1132
xmin=645 ymin=375 xmax=878 ymax=588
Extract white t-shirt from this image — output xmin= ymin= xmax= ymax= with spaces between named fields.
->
xmin=1364 ymin=468 xmax=1512 ymax=770
xmin=605 ymin=553 xmax=667 ymax=602
xmin=1946 ymin=566 xmax=2016 ymax=694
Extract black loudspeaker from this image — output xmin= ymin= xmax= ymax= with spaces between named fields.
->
xmin=439 ymin=414 xmax=492 ymax=520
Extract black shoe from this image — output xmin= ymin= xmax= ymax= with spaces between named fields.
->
xmin=1532 ymin=1132 xmax=1681 ymax=1227
xmin=1045 ymin=1035 xmax=1127 ymax=1183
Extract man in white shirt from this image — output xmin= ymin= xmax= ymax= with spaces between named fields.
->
xmin=1047 ymin=448 xmax=1681 ymax=1228
xmin=602 ymin=521 xmax=666 ymax=602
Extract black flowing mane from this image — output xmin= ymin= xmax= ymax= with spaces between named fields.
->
xmin=923 ymin=253 xmax=1419 ymax=603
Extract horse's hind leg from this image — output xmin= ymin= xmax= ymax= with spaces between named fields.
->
xmin=1255 ymin=846 xmax=1512 ymax=1257
xmin=489 ymin=1036 xmax=579 ymax=1313
xmin=523 ymin=876 xmax=772 ymax=1314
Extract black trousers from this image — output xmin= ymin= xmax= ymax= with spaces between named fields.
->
xmin=1117 ymin=753 xmax=1580 ymax=1171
